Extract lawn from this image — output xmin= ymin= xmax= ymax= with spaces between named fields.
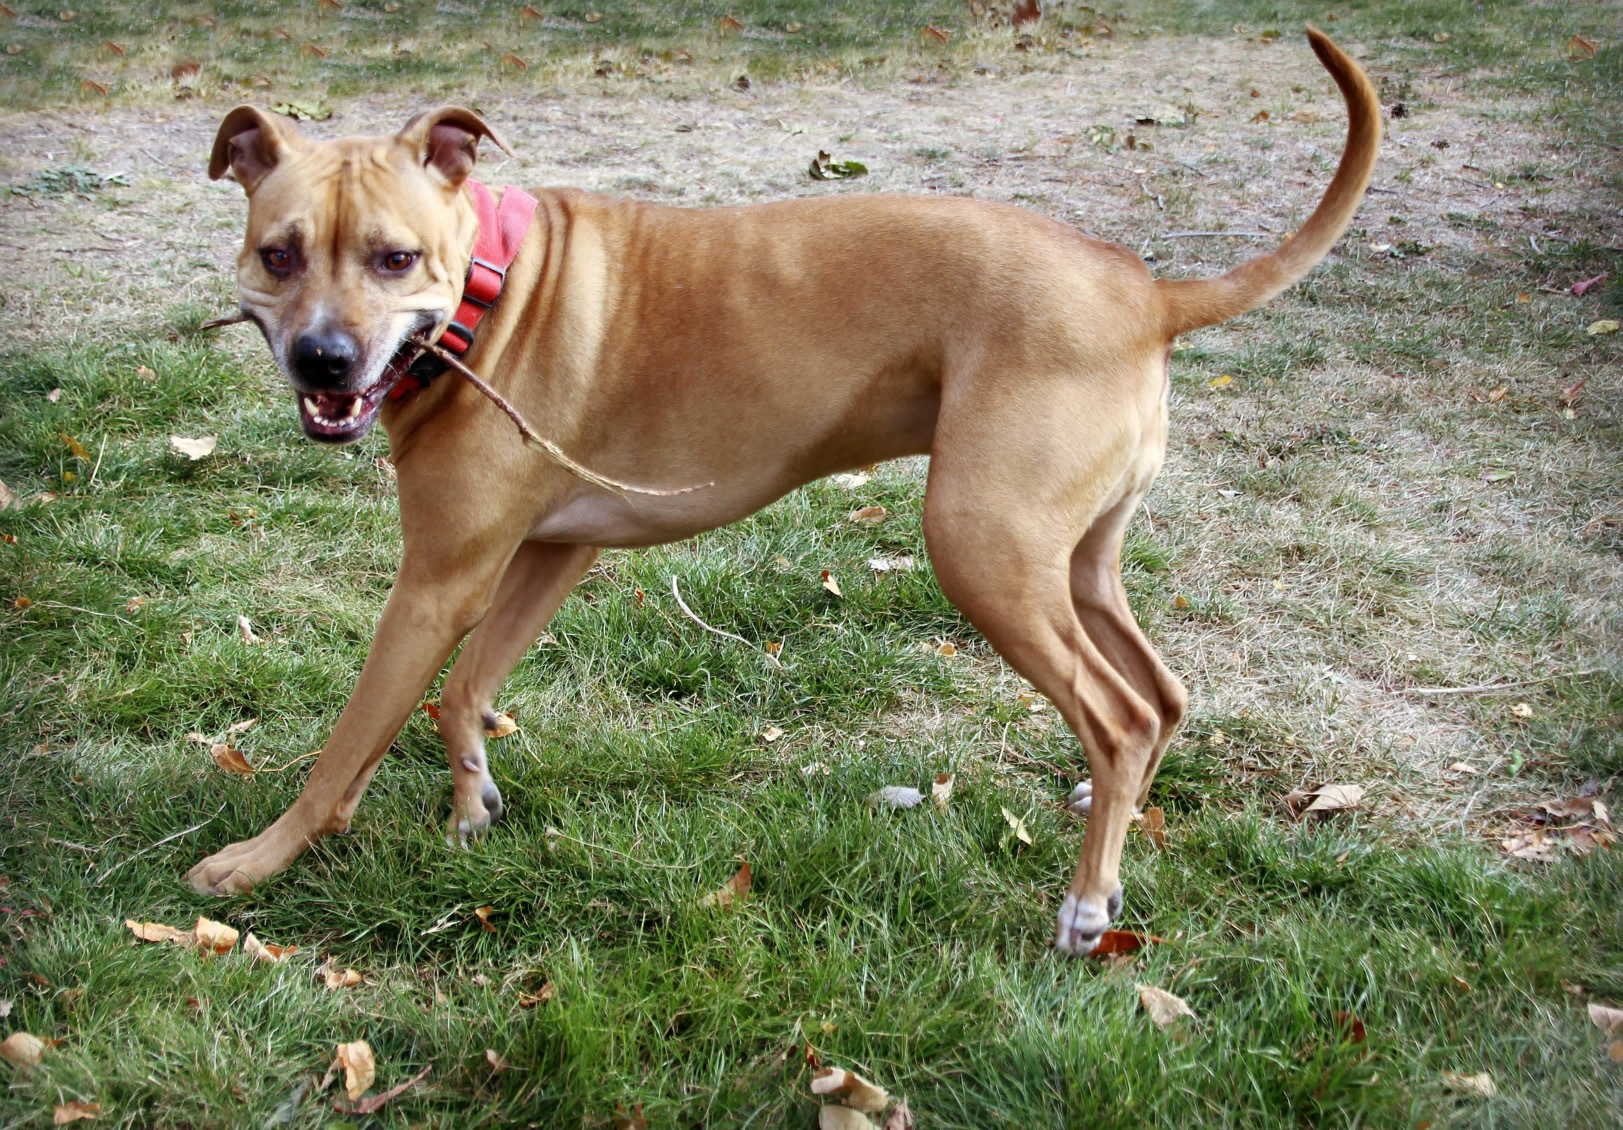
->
xmin=1 ymin=1 xmax=1620 ymax=1127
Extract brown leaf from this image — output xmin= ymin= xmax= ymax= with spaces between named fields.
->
xmin=79 ymin=80 xmax=108 ymax=97
xmin=821 ymin=570 xmax=843 ymax=597
xmin=921 ymin=25 xmax=950 ymax=44
xmin=760 ymin=725 xmax=785 ymax=743
xmin=848 ymin=505 xmax=888 ymax=525
xmin=1334 ymin=1010 xmax=1367 ymax=1044
xmin=699 ymin=862 xmax=751 ymax=908
xmin=519 ymin=4 xmax=542 ymax=19
xmin=323 ymin=966 xmax=364 ymax=990
xmin=170 ymin=61 xmax=200 ymax=80
xmin=484 ymin=712 xmax=518 ymax=738
xmin=1011 ymin=0 xmax=1042 ymax=27
xmin=882 ymin=1099 xmax=915 ymax=1130
xmin=0 ymin=1031 xmax=47 ymax=1066
xmin=60 ymin=433 xmax=90 ymax=460
xmin=1091 ymin=930 xmax=1165 ymax=957
xmin=518 ymin=981 xmax=556 ymax=1007
xmin=1439 ymin=1070 xmax=1495 ymax=1099
xmin=169 ymin=435 xmax=217 ymax=460
xmin=334 ymin=1040 xmax=375 ymax=1102
xmin=237 ymin=614 xmax=263 ymax=644
xmin=0 ymin=477 xmax=13 ymax=510
xmin=1136 ymin=983 xmax=1196 ymax=1028
xmin=52 ymin=1101 xmax=101 ymax=1124
xmin=1501 ymin=830 xmax=1554 ymax=860
xmin=125 ymin=596 xmax=147 ymax=613
xmin=300 ymin=43 xmax=327 ymax=58
xmin=1567 ymin=35 xmax=1598 ymax=60
xmin=810 ymin=1066 xmax=890 ymax=1113
xmin=931 ymin=772 xmax=954 ymax=810
xmin=242 ymin=933 xmax=298 ymax=963
xmin=820 ymin=1108 xmax=879 ymax=1130
xmin=1571 ymin=273 xmax=1608 ymax=297
xmin=473 ymin=905 xmax=497 ymax=933
xmin=419 ymin=700 xmax=441 ymax=721
xmin=1560 ymin=379 xmax=1586 ymax=408
xmin=719 ymin=14 xmax=743 ymax=33
xmin=500 ymin=53 xmax=528 ymax=70
xmin=1611 ymin=1040 xmax=1623 ymax=1064
xmin=484 ymin=1048 xmax=510 ymax=1073
xmin=192 ymin=916 xmax=239 ymax=955
xmin=12 ymin=596 xmax=31 ymax=610
xmin=102 ymin=40 xmax=125 ymax=55
xmin=125 ymin=919 xmax=190 ymax=945
xmin=1142 ymin=806 xmax=1166 ymax=849
xmin=1251 ymin=109 xmax=1270 ymax=122
xmin=211 ymin=743 xmax=255 ymax=775
xmin=1589 ymin=1002 xmax=1623 ymax=1035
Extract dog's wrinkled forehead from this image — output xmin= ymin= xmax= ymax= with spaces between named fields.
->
xmin=244 ymin=141 xmax=451 ymax=258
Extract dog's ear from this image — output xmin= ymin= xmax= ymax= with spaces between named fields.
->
xmin=397 ymin=106 xmax=514 ymax=191
xmin=209 ymin=106 xmax=298 ymax=192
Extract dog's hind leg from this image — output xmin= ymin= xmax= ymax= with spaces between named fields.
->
xmin=431 ymin=540 xmax=601 ymax=846
xmin=924 ymin=374 xmax=1167 ymax=956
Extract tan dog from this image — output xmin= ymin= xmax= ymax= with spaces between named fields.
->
xmin=191 ymin=28 xmax=1379 ymax=955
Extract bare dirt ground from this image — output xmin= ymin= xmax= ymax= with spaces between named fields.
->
xmin=2 ymin=31 xmax=1617 ymax=833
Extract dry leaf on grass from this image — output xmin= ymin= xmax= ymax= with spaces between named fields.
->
xmin=0 ymin=478 xmax=13 ymax=510
xmin=242 ymin=933 xmax=298 ymax=963
xmin=1001 ymin=806 xmax=1033 ymax=845
xmin=52 ymin=1102 xmax=100 ymax=1124
xmin=811 ymin=1066 xmax=890 ymax=1112
xmin=930 ymin=773 xmax=954 ymax=810
xmin=518 ymin=981 xmax=556 ymax=1007
xmin=193 ymin=916 xmax=239 ymax=955
xmin=1334 ymin=1010 xmax=1367 ymax=1044
xmin=848 ymin=505 xmax=888 ymax=525
xmin=882 ymin=1099 xmax=915 ymax=1130
xmin=1091 ymin=930 xmax=1164 ymax=957
xmin=614 ymin=1101 xmax=648 ymax=1129
xmin=125 ymin=919 xmax=190 ymax=945
xmin=699 ymin=862 xmax=751 ymax=908
xmin=1141 ymin=806 xmax=1166 ymax=849
xmin=168 ymin=435 xmax=217 ymax=460
xmin=484 ymin=713 xmax=518 ymax=738
xmin=1501 ymin=830 xmax=1554 ymax=860
xmin=1440 ymin=1070 xmax=1495 ymax=1098
xmin=1284 ymin=784 xmax=1363 ymax=817
xmin=0 ymin=1031 xmax=48 ymax=1066
xmin=1587 ymin=319 xmax=1619 ymax=336
xmin=831 ymin=472 xmax=870 ymax=489
xmin=1589 ymin=1002 xmax=1623 ymax=1035
xmin=322 ymin=966 xmax=363 ymax=990
xmin=873 ymin=786 xmax=923 ymax=810
xmin=760 ymin=725 xmax=785 ymax=743
xmin=473 ymin=905 xmax=496 ymax=933
xmin=237 ymin=615 xmax=263 ymax=645
xmin=821 ymin=570 xmax=843 ymax=597
xmin=334 ymin=1040 xmax=375 ymax=1102
xmin=210 ymin=743 xmax=254 ymax=775
xmin=484 ymin=1048 xmax=510 ymax=1073
xmin=820 ymin=1107 xmax=879 ymax=1130
xmin=1136 ymin=984 xmax=1196 ymax=1029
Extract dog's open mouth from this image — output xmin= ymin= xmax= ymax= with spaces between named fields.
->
xmin=296 ymin=343 xmax=420 ymax=443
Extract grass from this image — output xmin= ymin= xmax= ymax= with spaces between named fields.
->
xmin=3 ymin=1 xmax=1622 ymax=1126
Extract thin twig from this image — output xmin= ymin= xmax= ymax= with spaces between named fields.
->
xmin=411 ymin=336 xmax=713 ymax=498
xmin=1402 ymin=668 xmax=1609 ymax=697
xmin=258 ymin=749 xmax=321 ymax=774
xmin=198 ymin=312 xmax=250 ymax=332
xmin=1159 ymin=230 xmax=1274 ymax=240
xmin=670 ymin=575 xmax=785 ymax=670
xmin=333 ymin=1066 xmax=432 ymax=1116
xmin=94 ymin=803 xmax=227 ymax=883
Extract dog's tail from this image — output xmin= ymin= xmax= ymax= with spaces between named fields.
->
xmin=1155 ymin=27 xmax=1381 ymax=340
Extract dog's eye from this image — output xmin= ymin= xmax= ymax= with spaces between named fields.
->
xmin=382 ymin=250 xmax=419 ymax=273
xmin=260 ymin=248 xmax=293 ymax=274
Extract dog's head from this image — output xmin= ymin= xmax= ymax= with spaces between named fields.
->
xmin=210 ymin=106 xmax=511 ymax=443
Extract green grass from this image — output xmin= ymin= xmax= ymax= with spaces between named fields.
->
xmin=4 ymin=1 xmax=1623 ymax=1126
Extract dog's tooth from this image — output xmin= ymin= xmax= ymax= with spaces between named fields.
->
xmin=303 ymin=396 xmax=318 ymax=415
xmin=347 ymin=398 xmax=363 ymax=419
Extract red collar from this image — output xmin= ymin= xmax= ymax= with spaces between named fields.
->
xmin=388 ymin=178 xmax=538 ymax=400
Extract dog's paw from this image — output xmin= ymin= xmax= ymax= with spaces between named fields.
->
xmin=1053 ymin=884 xmax=1125 ymax=957
xmin=187 ymin=838 xmax=271 ymax=896
xmin=446 ymin=780 xmax=504 ymax=849
xmin=1066 ymin=780 xmax=1093 ymax=816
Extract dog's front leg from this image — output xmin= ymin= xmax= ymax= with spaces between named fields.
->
xmin=187 ymin=548 xmax=512 ymax=896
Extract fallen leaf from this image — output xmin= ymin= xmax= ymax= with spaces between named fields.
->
xmin=519 ymin=4 xmax=541 ymax=19
xmin=1452 ymin=975 xmax=1472 ymax=993
xmin=210 ymin=743 xmax=255 ymax=775
xmin=517 ymin=981 xmax=556 ymax=1007
xmin=873 ymin=786 xmax=924 ymax=809
xmin=1567 ymin=34 xmax=1598 ymax=60
xmin=811 ymin=1066 xmax=890 ymax=1112
xmin=126 ymin=919 xmax=190 ymax=945
xmin=484 ymin=1048 xmax=510 ymax=1073
xmin=1334 ymin=1010 xmax=1367 ymax=1044
xmin=1251 ymin=109 xmax=1270 ymax=122
xmin=124 ymin=595 xmax=147 ymax=613
xmin=719 ymin=14 xmax=743 ymax=32
xmin=760 ymin=725 xmax=785 ymax=743
xmin=473 ymin=905 xmax=496 ymax=933
xmin=809 ymin=150 xmax=869 ymax=181
xmin=1433 ymin=31 xmax=1450 ymax=43
xmin=1440 ymin=1071 xmax=1495 ymax=1099
xmin=1001 ymin=806 xmax=1033 ymax=845
xmin=323 ymin=966 xmax=364 ymax=990
xmin=882 ymin=1098 xmax=915 ymax=1130
xmin=334 ymin=1040 xmax=375 ymax=1102
xmin=1588 ymin=1002 xmax=1623 ymax=1035
xmin=1571 ymin=273 xmax=1608 ymax=296
xmin=821 ymin=570 xmax=843 ymax=597
xmin=193 ymin=916 xmax=239 ymax=955
xmin=867 ymin=555 xmax=915 ymax=573
xmin=0 ymin=1031 xmax=46 ymax=1066
xmin=1560 ymin=379 xmax=1586 ymax=409
xmin=0 ymin=1002 xmax=9 ymax=1018
xmin=237 ymin=614 xmax=263 ymax=644
xmin=931 ymin=772 xmax=954 ymax=810
xmin=79 ymin=79 xmax=108 ymax=97
xmin=500 ymin=52 xmax=528 ymax=70
xmin=615 ymin=1104 xmax=648 ymax=1130
xmin=299 ymin=43 xmax=326 ymax=58
xmin=1447 ymin=761 xmax=1479 ymax=774
xmin=1481 ymin=468 xmax=1515 ymax=483
xmin=1136 ymin=983 xmax=1196 ymax=1029
xmin=1091 ymin=930 xmax=1164 ymax=956
xmin=1509 ymin=702 xmax=1533 ymax=718
xmin=699 ymin=862 xmax=751 ymax=908
xmin=1172 ymin=595 xmax=1190 ymax=609
xmin=1142 ymin=806 xmax=1166 ymax=849
xmin=0 ymin=478 xmax=12 ymax=510
xmin=336 ymin=1065 xmax=431 ymax=1116
xmin=820 ymin=1108 xmax=878 ymax=1130
xmin=1587 ymin=319 xmax=1619 ymax=335
xmin=484 ymin=713 xmax=518 ymax=738
xmin=786 ymin=21 xmax=803 ymax=33
xmin=1206 ymin=374 xmax=1232 ymax=388
xmin=849 ymin=505 xmax=888 ymax=525
xmin=922 ymin=25 xmax=949 ymax=44
xmin=242 ymin=933 xmax=298 ymax=963
xmin=1011 ymin=0 xmax=1042 ymax=27
xmin=1612 ymin=1040 xmax=1623 ymax=1063
xmin=169 ymin=435 xmax=217 ymax=460
xmin=419 ymin=700 xmax=441 ymax=721
xmin=12 ymin=596 xmax=30 ymax=610
xmin=1501 ymin=829 xmax=1553 ymax=860
xmin=831 ymin=471 xmax=870 ymax=489
xmin=52 ymin=1101 xmax=100 ymax=1124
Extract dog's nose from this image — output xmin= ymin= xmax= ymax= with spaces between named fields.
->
xmin=291 ymin=330 xmax=359 ymax=385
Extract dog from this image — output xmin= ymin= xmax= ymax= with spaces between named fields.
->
xmin=190 ymin=27 xmax=1378 ymax=956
